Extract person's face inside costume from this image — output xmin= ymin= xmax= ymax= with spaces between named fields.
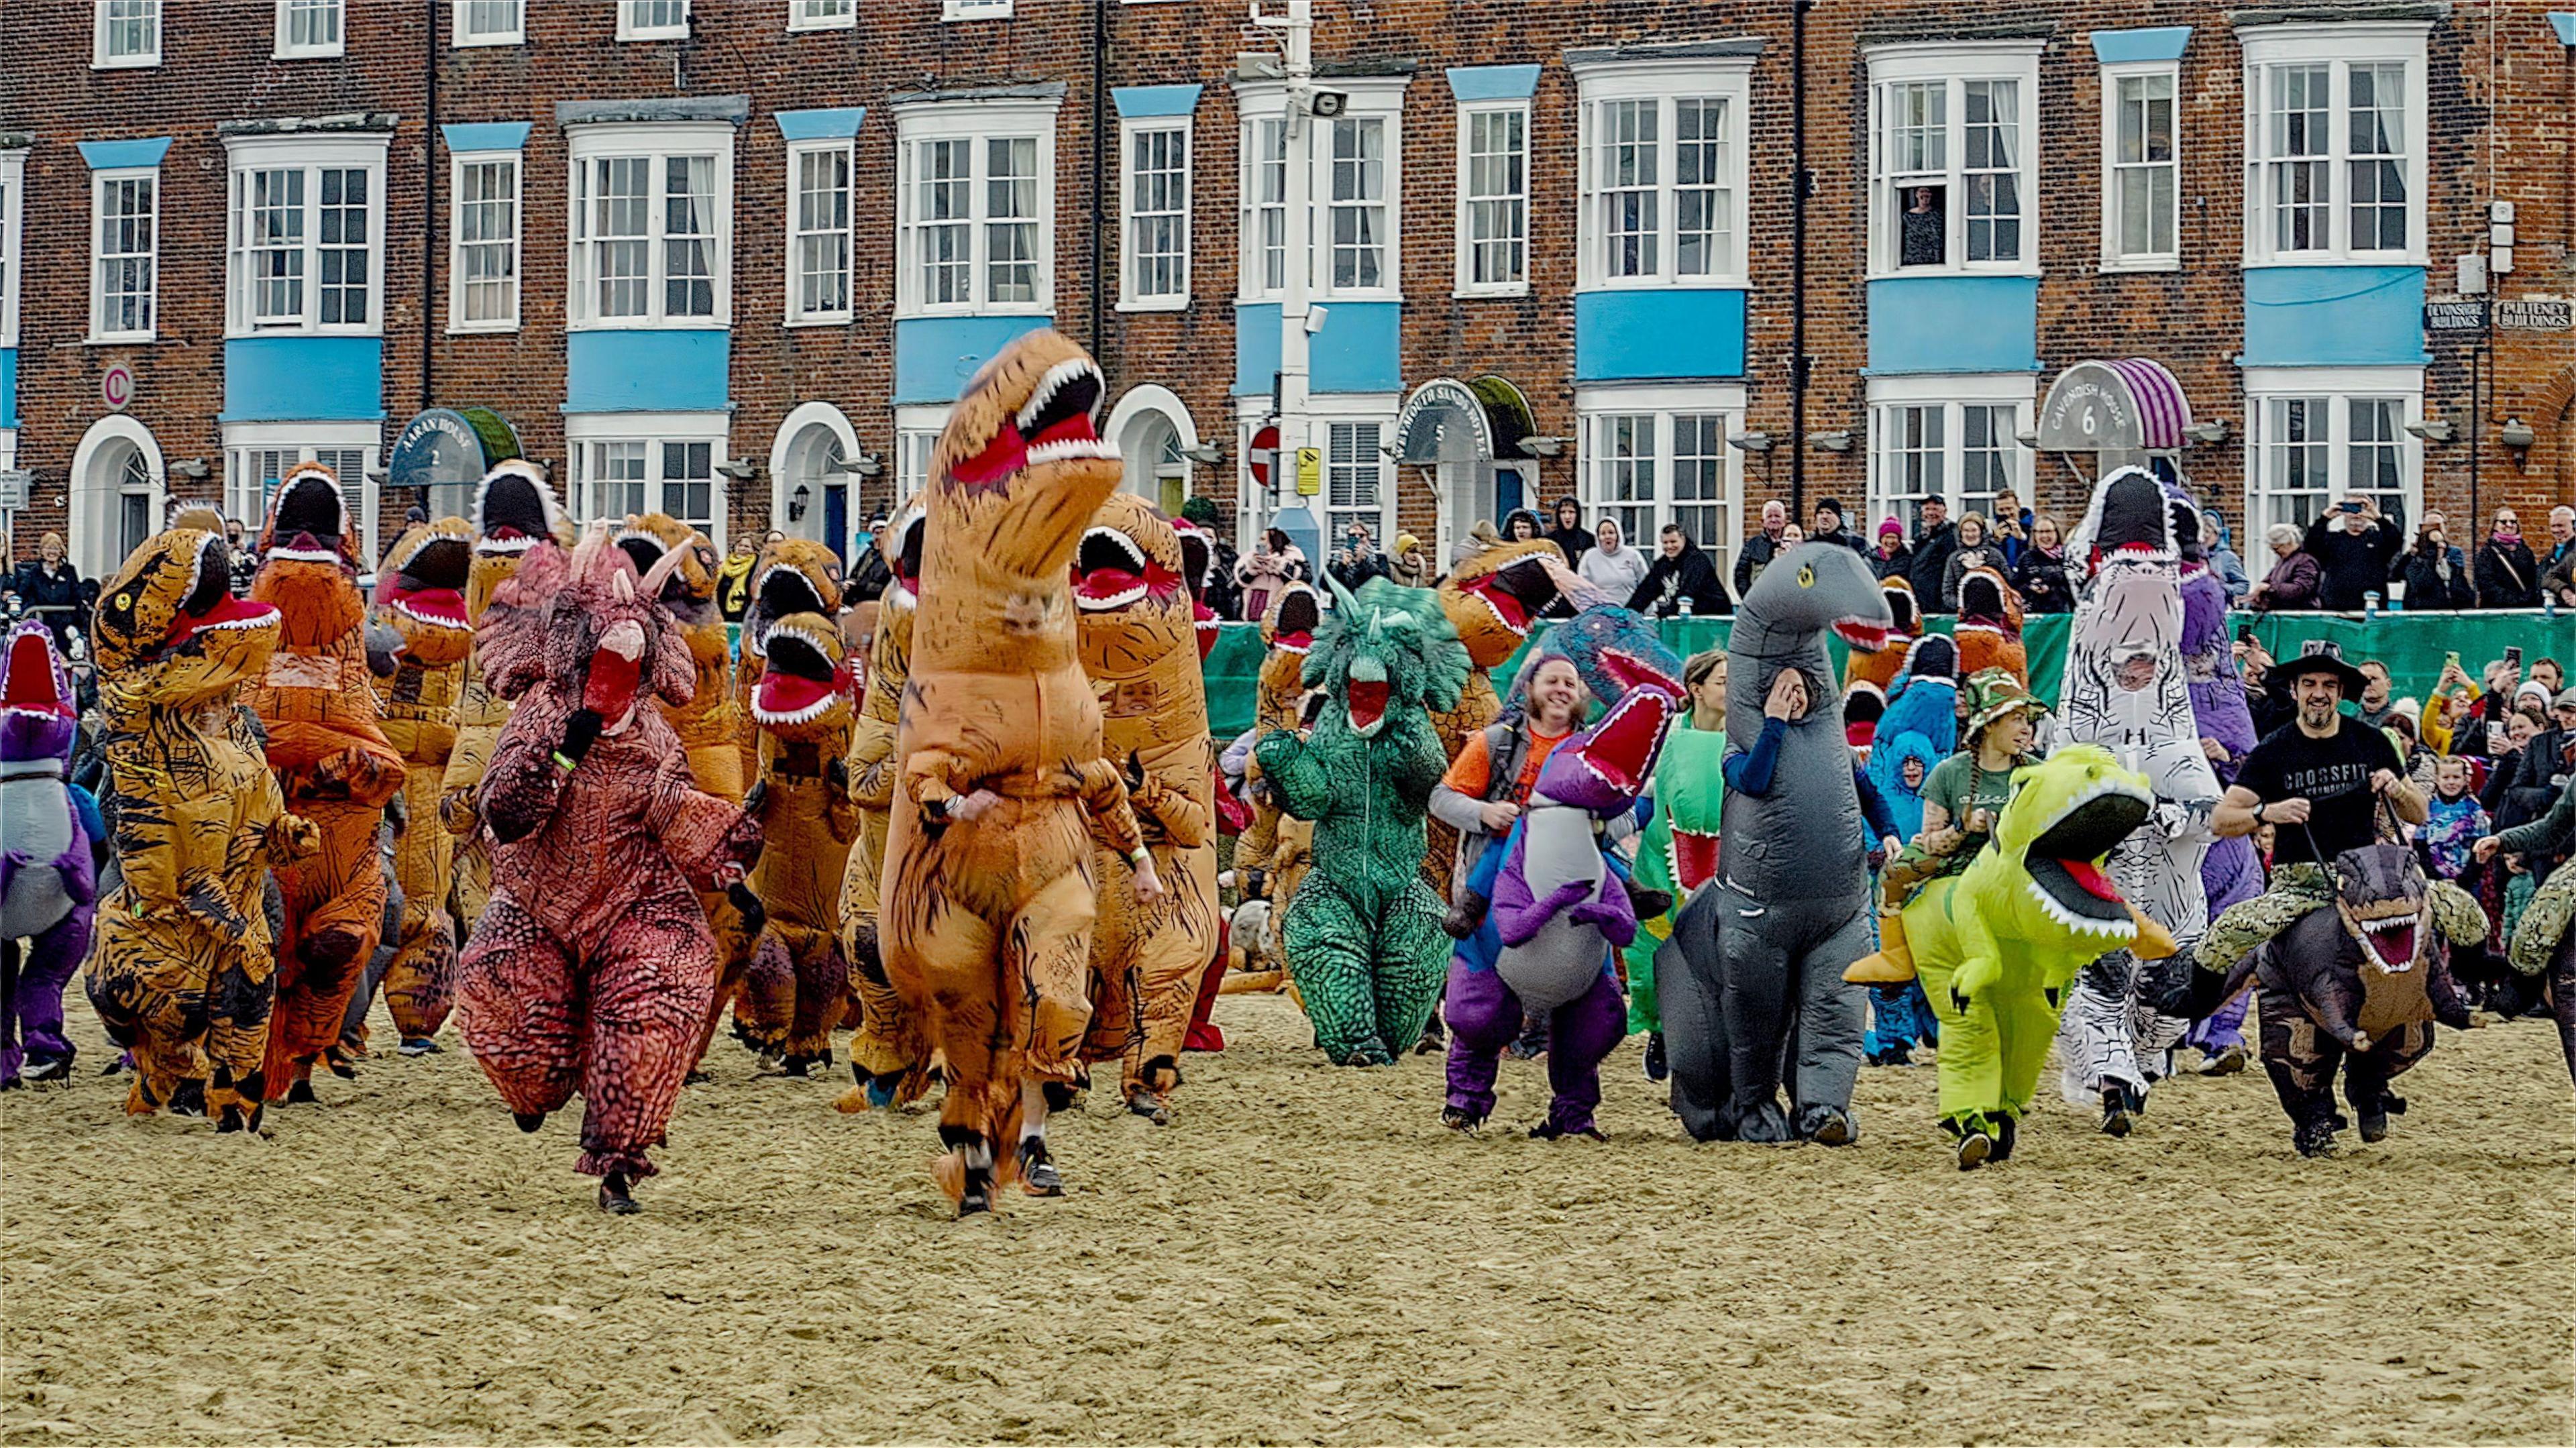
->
xmin=1901 ymin=756 xmax=1926 ymax=789
xmin=2114 ymin=648 xmax=2157 ymax=692
xmin=2294 ymin=672 xmax=2343 ymax=732
xmin=1690 ymin=661 xmax=1727 ymax=722
xmin=1528 ymin=659 xmax=1585 ymax=733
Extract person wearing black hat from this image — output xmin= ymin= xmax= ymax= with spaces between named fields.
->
xmin=2171 ymin=641 xmax=2480 ymax=1016
xmin=1808 ymin=498 xmax=1870 ymax=558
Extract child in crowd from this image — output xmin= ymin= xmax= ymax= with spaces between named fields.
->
xmin=2421 ymin=755 xmax=2491 ymax=885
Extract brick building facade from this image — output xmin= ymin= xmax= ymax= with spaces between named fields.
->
xmin=1 ymin=1 xmax=2569 ymax=600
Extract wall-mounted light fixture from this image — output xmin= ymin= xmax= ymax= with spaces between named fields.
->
xmin=168 ymin=457 xmax=211 ymax=480
xmin=1728 ymin=431 xmax=1774 ymax=453
xmin=714 ymin=458 xmax=763 ymax=481
xmin=1181 ymin=442 xmax=1223 ymax=464
xmin=1517 ymin=435 xmax=1566 ymax=458
xmin=2402 ymin=419 xmax=2456 ymax=444
xmin=1805 ymin=429 xmax=1853 ymax=453
xmin=2184 ymin=420 xmax=2231 ymax=446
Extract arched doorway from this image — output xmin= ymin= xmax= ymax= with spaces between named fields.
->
xmin=1106 ymin=384 xmax=1200 ymax=516
xmin=1396 ymin=376 xmax=1536 ymax=563
xmin=68 ymin=414 xmax=166 ymax=580
xmin=769 ymin=401 xmax=862 ymax=567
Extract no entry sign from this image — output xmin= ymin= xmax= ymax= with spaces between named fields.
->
xmin=1248 ymin=425 xmax=1280 ymax=488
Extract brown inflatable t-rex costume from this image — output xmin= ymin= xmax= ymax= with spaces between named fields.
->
xmin=243 ymin=465 xmax=407 ymax=1104
xmin=836 ymin=496 xmax=930 ymax=1109
xmin=879 ymin=329 xmax=1161 ymax=1215
xmin=1070 ymin=492 xmax=1220 ymax=1137
xmin=370 ymin=516 xmax=475 ymax=1049
xmin=746 ymin=611 xmax=859 ymax=1074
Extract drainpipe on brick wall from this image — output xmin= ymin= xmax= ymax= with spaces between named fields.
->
xmin=1788 ymin=0 xmax=1811 ymax=518
xmin=1089 ymin=0 xmax=1108 ymax=355
xmin=422 ymin=2 xmax=439 ymax=416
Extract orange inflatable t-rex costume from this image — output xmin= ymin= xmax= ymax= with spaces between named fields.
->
xmin=836 ymin=496 xmax=929 ymax=1109
xmin=1233 ymin=580 xmax=1318 ymax=901
xmin=370 ymin=516 xmax=475 ymax=1050
xmin=243 ymin=465 xmax=407 ymax=1104
xmin=729 ymin=538 xmax=843 ymax=784
xmin=1953 ymin=563 xmax=2029 ymax=685
xmin=746 ymin=611 xmax=859 ymax=1074
xmin=1071 ymin=493 xmax=1220 ymax=1134
xmin=1843 ymin=573 xmax=1922 ymax=706
xmin=879 ymin=330 xmax=1159 ymax=1215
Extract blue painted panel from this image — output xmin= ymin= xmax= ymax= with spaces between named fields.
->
xmin=2090 ymin=27 xmax=2192 ymax=64
xmin=219 ymin=337 xmax=385 ymax=422
xmin=564 ymin=329 xmax=732 ymax=412
xmin=1446 ymin=64 xmax=1543 ymax=101
xmin=773 ymin=107 xmax=866 ymax=141
xmin=1 ymin=348 xmax=15 ymax=431
xmin=2552 ymin=13 xmax=2575 ymax=46
xmin=2241 ymin=266 xmax=2429 ymax=368
xmin=77 ymin=137 xmax=172 ymax=170
xmin=1864 ymin=276 xmax=2040 ymax=376
xmin=1111 ymin=85 xmax=1203 ymax=119
xmin=892 ymin=316 xmax=1053 ymax=404
xmin=441 ymin=121 xmax=531 ymax=152
xmin=1573 ymin=289 xmax=1748 ymax=382
xmin=1230 ymin=301 xmax=1403 ymax=396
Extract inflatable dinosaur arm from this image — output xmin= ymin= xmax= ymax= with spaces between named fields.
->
xmin=1068 ymin=755 xmax=1146 ymax=860
xmin=309 ymin=733 xmax=408 ymax=809
xmin=1252 ymin=729 xmax=1331 ymax=821
xmin=1390 ymin=726 xmax=1451 ymax=812
xmin=845 ymin=715 xmax=899 ymax=810
xmin=1129 ymin=764 xmax=1210 ymax=850
xmin=1947 ymin=904 xmax=2006 ymax=1006
xmin=899 ymin=744 xmax=973 ymax=815
xmin=647 ymin=748 xmax=763 ymax=889
xmin=479 ymin=708 xmax=574 ymax=846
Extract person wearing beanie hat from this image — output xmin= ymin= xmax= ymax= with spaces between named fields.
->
xmin=1386 ymin=531 xmax=1430 ymax=588
xmin=1809 ymin=497 xmax=1870 ymax=558
xmin=1868 ymin=516 xmax=1915 ymax=583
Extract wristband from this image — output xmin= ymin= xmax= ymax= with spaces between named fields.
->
xmin=1129 ymin=846 xmax=1150 ymax=868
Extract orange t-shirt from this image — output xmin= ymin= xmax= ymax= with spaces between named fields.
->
xmin=1443 ymin=724 xmax=1572 ymax=807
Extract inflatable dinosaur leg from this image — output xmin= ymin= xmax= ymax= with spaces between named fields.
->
xmin=1657 ymin=889 xmax=1735 ymax=1141
xmin=2546 ymin=938 xmax=2576 ymax=1089
xmin=575 ymin=895 xmax=718 ymax=1182
xmin=1540 ymin=970 xmax=1627 ymax=1137
xmin=455 ymin=896 xmax=584 ymax=1124
xmin=779 ymin=918 xmax=848 ymax=1068
xmin=837 ymin=812 xmax=926 ymax=1099
xmin=1367 ymin=880 xmax=1452 ymax=1060
xmin=266 ymin=796 xmax=391 ymax=1097
xmin=2257 ymin=1005 xmax=2343 ymax=1147
xmin=1784 ymin=911 xmax=1870 ymax=1138
xmin=10 ymin=906 xmax=92 ymax=1079
xmin=1281 ymin=878 xmax=1394 ymax=1066
xmin=1440 ymin=960 xmax=1519 ymax=1121
xmin=449 ymin=836 xmax=492 ymax=932
xmin=1237 ymin=803 xmax=1279 ymax=893
xmin=2055 ymin=952 xmax=2149 ymax=1106
xmin=380 ymin=764 xmax=459 ymax=1041
xmin=733 ymin=932 xmax=795 ymax=1058
xmin=1994 ymin=984 xmax=2065 ymax=1122
xmin=1919 ymin=954 xmax=2002 ymax=1129
xmin=1016 ymin=867 xmax=1104 ymax=1091
xmin=1711 ymin=882 xmax=1807 ymax=1142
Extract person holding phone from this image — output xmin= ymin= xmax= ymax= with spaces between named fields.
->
xmin=1326 ymin=518 xmax=1386 ymax=590
xmin=2300 ymin=492 xmax=2401 ymax=611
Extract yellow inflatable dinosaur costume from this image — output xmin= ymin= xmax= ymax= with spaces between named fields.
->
xmin=836 ymin=496 xmax=930 ymax=1109
xmin=747 ymin=611 xmax=859 ymax=1074
xmin=370 ymin=516 xmax=475 ymax=1050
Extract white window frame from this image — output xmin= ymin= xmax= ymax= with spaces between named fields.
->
xmin=1233 ymin=77 xmax=1407 ymax=304
xmin=564 ymin=121 xmax=735 ymax=331
xmin=274 ymin=0 xmax=344 ymax=60
xmin=892 ymin=96 xmax=1059 ymax=319
xmin=221 ymin=421 xmax=383 ymax=565
xmin=943 ymin=0 xmax=1013 ymax=19
xmin=787 ymin=0 xmax=854 ymax=32
xmin=93 ymin=0 xmax=161 ymax=70
xmin=1316 ymin=405 xmax=1399 ymax=544
xmin=2239 ymin=22 xmax=2428 ymax=266
xmin=1570 ymin=56 xmax=1754 ymax=292
xmin=2241 ymin=366 xmax=2422 ymax=534
xmin=2099 ymin=60 xmax=2181 ymax=271
xmin=1453 ymin=99 xmax=1529 ymax=298
xmin=452 ymin=0 xmax=523 ymax=46
xmin=448 ymin=148 xmax=521 ymax=333
xmin=1864 ymin=41 xmax=2044 ymax=279
xmin=893 ymin=403 xmax=951 ymax=499
xmin=564 ymin=411 xmax=731 ymax=549
xmin=1118 ymin=117 xmax=1191 ymax=311
xmin=1574 ymin=384 xmax=1748 ymax=581
xmin=89 ymin=166 xmax=161 ymax=343
xmin=1864 ymin=374 xmax=2037 ymax=534
xmin=616 ymin=0 xmax=689 ymax=42
xmin=223 ymin=134 xmax=390 ymax=338
xmin=0 ymin=150 xmax=23 ymax=359
xmin=784 ymin=137 xmax=855 ymax=325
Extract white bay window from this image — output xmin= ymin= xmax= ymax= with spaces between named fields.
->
xmin=786 ymin=139 xmax=853 ymax=323
xmin=568 ymin=413 xmax=729 ymax=546
xmin=566 ymin=123 xmax=733 ymax=329
xmin=449 ymin=151 xmax=520 ymax=331
xmin=1866 ymin=376 xmax=2034 ymax=534
xmin=224 ymin=135 xmax=387 ymax=335
xmin=2244 ymin=368 xmax=2419 ymax=531
xmin=1570 ymin=54 xmax=1751 ymax=290
xmin=894 ymin=95 xmax=1058 ymax=317
xmin=1234 ymin=78 xmax=1406 ymax=302
xmin=1119 ymin=119 xmax=1189 ymax=309
xmin=1578 ymin=386 xmax=1746 ymax=581
xmin=2241 ymin=23 xmax=2426 ymax=264
xmin=1866 ymin=42 xmax=2042 ymax=276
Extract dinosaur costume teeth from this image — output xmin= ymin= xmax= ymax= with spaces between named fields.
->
xmin=745 ymin=610 xmax=857 ymax=1074
xmin=877 ymin=330 xmax=1145 ymax=1215
xmin=729 ymin=539 xmax=845 ymax=797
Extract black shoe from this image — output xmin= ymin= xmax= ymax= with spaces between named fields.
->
xmin=2294 ymin=1119 xmax=2337 ymax=1158
xmin=1956 ymin=1126 xmax=1993 ymax=1170
xmin=397 ymin=1038 xmax=441 ymax=1057
xmin=1885 ymin=1041 xmax=1914 ymax=1068
xmin=21 ymin=1050 xmax=74 ymax=1082
xmin=1644 ymin=1032 xmax=1668 ymax=1082
xmin=1443 ymin=889 xmax=1489 ymax=941
xmin=1019 ymin=1137 xmax=1064 ymax=1196
xmin=1413 ymin=1018 xmax=1446 ymax=1055
xmin=1441 ymin=1105 xmax=1484 ymax=1133
xmin=513 ymin=1110 xmax=545 ymax=1133
xmin=1126 ymin=1090 xmax=1170 ymax=1125
xmin=168 ymin=1078 xmax=207 ymax=1117
xmin=598 ymin=1171 xmax=640 ymax=1215
xmin=2098 ymin=1087 xmax=2133 ymax=1137
xmin=1529 ymin=1120 xmax=1605 ymax=1141
xmin=286 ymin=1079 xmax=318 ymax=1105
xmin=1991 ymin=1115 xmax=2017 ymax=1162
xmin=1243 ymin=867 xmax=1267 ymax=900
xmin=2357 ymin=1106 xmax=2389 ymax=1143
xmin=1806 ymin=1107 xmax=1855 ymax=1147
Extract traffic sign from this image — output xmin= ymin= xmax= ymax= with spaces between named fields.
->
xmin=101 ymin=363 xmax=134 ymax=412
xmin=1294 ymin=447 xmax=1322 ymax=497
xmin=1248 ymin=425 xmax=1280 ymax=488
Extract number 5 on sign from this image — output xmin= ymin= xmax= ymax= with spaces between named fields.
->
xmin=1295 ymin=447 xmax=1322 ymax=496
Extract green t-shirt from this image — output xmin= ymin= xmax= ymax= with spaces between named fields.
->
xmin=1919 ymin=750 xmax=2024 ymax=879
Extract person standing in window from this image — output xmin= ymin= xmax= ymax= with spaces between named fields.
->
xmin=2475 ymin=508 xmax=2540 ymax=609
xmin=1626 ymin=524 xmax=1731 ymax=618
xmin=1899 ymin=185 xmax=1945 ymax=267
xmin=1544 ymin=497 xmax=1591 ymax=570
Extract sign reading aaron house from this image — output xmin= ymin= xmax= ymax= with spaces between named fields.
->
xmin=389 ymin=407 xmax=524 ymax=521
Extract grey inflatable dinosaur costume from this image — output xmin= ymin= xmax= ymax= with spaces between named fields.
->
xmin=1662 ymin=542 xmax=1894 ymax=1144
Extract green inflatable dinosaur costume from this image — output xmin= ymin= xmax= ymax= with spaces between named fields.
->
xmin=1254 ymin=573 xmax=1472 ymax=1066
xmin=1623 ymin=726 xmax=1726 ymax=1036
xmin=1903 ymin=744 xmax=2159 ymax=1168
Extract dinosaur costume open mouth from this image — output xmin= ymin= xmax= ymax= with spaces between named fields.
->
xmin=1346 ymin=653 xmax=1393 ymax=736
xmin=1568 ymin=687 xmax=1674 ymax=799
xmin=2021 ymin=783 xmax=2153 ymax=930
xmin=169 ymin=537 xmax=280 ymax=650
xmin=1463 ymin=555 xmax=1559 ymax=639
xmin=383 ymin=535 xmax=472 ymax=632
xmin=1671 ymin=828 xmax=1719 ymax=892
xmin=3 ymin=628 xmax=69 ymax=718
xmin=953 ymin=357 xmax=1116 ymax=489
xmin=1833 ymin=616 xmax=1892 ymax=652
xmin=1597 ymin=646 xmax=1682 ymax=700
xmin=1884 ymin=582 xmax=1920 ymax=637
xmin=1071 ymin=526 xmax=1181 ymax=612
xmin=475 ymin=467 xmax=555 ymax=556
xmin=749 ymin=565 xmax=829 ymax=646
xmin=1959 ymin=572 xmax=2006 ymax=624
xmin=2092 ymin=469 xmax=2179 ymax=563
xmin=2345 ymin=905 xmax=2423 ymax=974
xmin=1272 ymin=585 xmax=1320 ymax=653
xmin=585 ymin=618 xmax=647 ymax=734
xmin=753 ymin=622 xmax=843 ymax=726
xmin=269 ymin=471 xmax=349 ymax=563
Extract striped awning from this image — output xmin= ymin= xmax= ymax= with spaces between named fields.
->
xmin=2106 ymin=357 xmax=2194 ymax=449
xmin=2037 ymin=357 xmax=2195 ymax=451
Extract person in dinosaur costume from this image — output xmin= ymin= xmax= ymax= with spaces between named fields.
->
xmin=1069 ymin=492 xmax=1221 ymax=1137
xmin=1659 ymin=542 xmax=1894 ymax=1145
xmin=1234 ymin=580 xmax=1320 ymax=901
xmin=1254 ymin=570 xmax=1473 ymax=1068
xmin=835 ymin=496 xmax=928 ymax=1109
xmin=1953 ymin=564 xmax=2027 ymax=685
xmin=455 ymin=524 xmax=764 ymax=1213
xmin=2471 ymin=772 xmax=2576 ymax=1085
xmin=83 ymin=528 xmax=317 ymax=1131
xmin=2178 ymin=509 xmax=2263 ymax=1073
xmin=439 ymin=460 xmax=574 ymax=932
xmin=2048 ymin=467 xmax=2221 ymax=1134
xmin=1624 ymin=648 xmax=1728 ymax=1054
xmin=1896 ymin=743 xmax=2160 ymax=1168
xmin=242 ymin=465 xmax=407 ymax=1104
xmin=1854 ymin=636 xmax=1959 ymax=1063
xmin=608 ymin=514 xmax=760 ymax=1074
xmin=360 ymin=515 xmax=475 ymax=1054
xmin=877 ymin=331 xmax=1161 ymax=1215
xmin=1446 ymin=681 xmax=1675 ymax=1137
xmin=2213 ymin=843 xmax=2482 ymax=1156
xmin=1841 ymin=574 xmax=1921 ymax=709
xmin=744 ymin=611 xmax=858 ymax=1075
xmin=1 ymin=618 xmax=101 ymax=1087
xmin=729 ymin=535 xmax=845 ymax=787
xmin=1426 ymin=539 xmax=1566 ymax=890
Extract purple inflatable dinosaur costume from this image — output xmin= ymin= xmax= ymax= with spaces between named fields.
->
xmin=2178 ymin=498 xmax=2263 ymax=1064
xmin=3 ymin=618 xmax=100 ymax=1086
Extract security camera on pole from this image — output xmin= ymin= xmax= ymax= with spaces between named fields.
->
xmin=1249 ymin=0 xmax=1337 ymax=573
